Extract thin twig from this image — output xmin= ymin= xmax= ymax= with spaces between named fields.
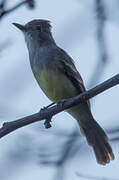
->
xmin=0 ymin=73 xmax=119 ymax=139
xmin=0 ymin=1 xmax=26 ymax=18
xmin=0 ymin=0 xmax=35 ymax=19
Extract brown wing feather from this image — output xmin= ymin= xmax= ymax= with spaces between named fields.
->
xmin=56 ymin=47 xmax=90 ymax=108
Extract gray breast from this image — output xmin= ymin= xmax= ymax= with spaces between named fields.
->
xmin=29 ymin=45 xmax=55 ymax=74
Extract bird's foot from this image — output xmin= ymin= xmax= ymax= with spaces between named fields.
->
xmin=57 ymin=99 xmax=67 ymax=109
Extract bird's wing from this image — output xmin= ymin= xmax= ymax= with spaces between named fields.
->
xmin=55 ymin=47 xmax=90 ymax=108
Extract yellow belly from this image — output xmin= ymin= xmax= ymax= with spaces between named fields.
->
xmin=34 ymin=68 xmax=91 ymax=126
xmin=34 ymin=69 xmax=78 ymax=102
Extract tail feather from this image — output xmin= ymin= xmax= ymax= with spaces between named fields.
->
xmin=81 ymin=119 xmax=114 ymax=165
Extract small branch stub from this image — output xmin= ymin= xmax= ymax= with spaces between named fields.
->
xmin=44 ymin=118 xmax=52 ymax=129
xmin=40 ymin=107 xmax=52 ymax=128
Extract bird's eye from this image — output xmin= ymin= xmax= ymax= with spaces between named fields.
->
xmin=36 ymin=25 xmax=41 ymax=31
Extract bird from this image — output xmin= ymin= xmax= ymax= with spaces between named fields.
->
xmin=13 ymin=19 xmax=114 ymax=165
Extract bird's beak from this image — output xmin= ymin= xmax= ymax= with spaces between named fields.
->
xmin=12 ymin=23 xmax=26 ymax=32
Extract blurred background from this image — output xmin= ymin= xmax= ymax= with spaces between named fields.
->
xmin=0 ymin=0 xmax=119 ymax=179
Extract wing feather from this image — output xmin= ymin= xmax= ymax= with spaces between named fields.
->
xmin=55 ymin=47 xmax=90 ymax=108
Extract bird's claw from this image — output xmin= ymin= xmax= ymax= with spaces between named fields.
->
xmin=57 ymin=99 xmax=67 ymax=109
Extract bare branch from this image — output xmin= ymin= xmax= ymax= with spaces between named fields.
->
xmin=0 ymin=73 xmax=119 ymax=139
xmin=0 ymin=0 xmax=35 ymax=20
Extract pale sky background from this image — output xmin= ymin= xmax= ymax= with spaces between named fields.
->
xmin=0 ymin=0 xmax=119 ymax=179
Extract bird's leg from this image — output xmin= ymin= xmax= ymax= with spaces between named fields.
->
xmin=40 ymin=102 xmax=55 ymax=111
xmin=45 ymin=102 xmax=56 ymax=109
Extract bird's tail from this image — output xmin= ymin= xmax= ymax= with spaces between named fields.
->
xmin=80 ymin=119 xmax=114 ymax=165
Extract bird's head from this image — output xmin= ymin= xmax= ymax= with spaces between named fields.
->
xmin=13 ymin=19 xmax=53 ymax=45
xmin=13 ymin=19 xmax=51 ymax=34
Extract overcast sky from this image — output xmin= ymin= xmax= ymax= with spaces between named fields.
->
xmin=0 ymin=0 xmax=119 ymax=179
